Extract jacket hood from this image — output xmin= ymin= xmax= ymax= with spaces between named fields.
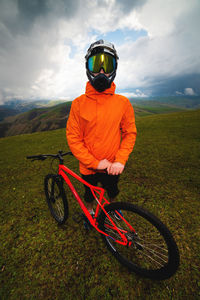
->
xmin=85 ymin=81 xmax=116 ymax=99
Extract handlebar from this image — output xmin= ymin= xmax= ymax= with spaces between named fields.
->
xmin=26 ymin=151 xmax=73 ymax=163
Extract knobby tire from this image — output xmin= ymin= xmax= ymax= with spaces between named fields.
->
xmin=44 ymin=174 xmax=68 ymax=224
xmin=98 ymin=202 xmax=179 ymax=280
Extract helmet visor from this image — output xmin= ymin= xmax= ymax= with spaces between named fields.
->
xmin=88 ymin=53 xmax=116 ymax=74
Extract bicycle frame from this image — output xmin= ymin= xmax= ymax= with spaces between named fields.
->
xmin=58 ymin=164 xmax=135 ymax=246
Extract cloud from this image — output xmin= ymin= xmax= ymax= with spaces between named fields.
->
xmin=175 ymin=91 xmax=183 ymax=96
xmin=184 ymin=88 xmax=196 ymax=96
xmin=0 ymin=0 xmax=89 ymax=101
xmin=0 ymin=0 xmax=150 ymax=102
xmin=115 ymin=0 xmax=147 ymax=13
xmin=176 ymin=88 xmax=197 ymax=97
xmin=119 ymin=89 xmax=148 ymax=98
xmin=116 ymin=0 xmax=200 ymax=96
xmin=0 ymin=0 xmax=200 ymax=102
xmin=144 ymin=74 xmax=200 ymax=97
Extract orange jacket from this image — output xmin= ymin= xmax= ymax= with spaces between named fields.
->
xmin=66 ymin=81 xmax=137 ymax=175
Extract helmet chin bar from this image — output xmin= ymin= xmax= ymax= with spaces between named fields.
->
xmin=85 ymin=40 xmax=118 ymax=92
xmin=86 ymin=70 xmax=116 ymax=92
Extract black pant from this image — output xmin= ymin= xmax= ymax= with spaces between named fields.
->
xmin=81 ymin=173 xmax=120 ymax=203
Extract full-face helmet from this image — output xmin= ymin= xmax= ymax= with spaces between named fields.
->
xmin=85 ymin=40 xmax=119 ymax=92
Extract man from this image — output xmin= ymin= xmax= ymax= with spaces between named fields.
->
xmin=66 ymin=40 xmax=137 ymax=224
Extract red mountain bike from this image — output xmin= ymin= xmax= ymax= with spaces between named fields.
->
xmin=27 ymin=150 xmax=179 ymax=280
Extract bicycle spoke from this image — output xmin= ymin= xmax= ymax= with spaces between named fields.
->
xmin=137 ymin=238 xmax=169 ymax=253
xmin=108 ymin=212 xmax=131 ymax=232
xmin=55 ymin=201 xmax=64 ymax=217
xmin=47 ymin=179 xmax=65 ymax=221
xmin=136 ymin=242 xmax=168 ymax=262
xmin=44 ymin=174 xmax=68 ymax=225
xmin=105 ymin=228 xmax=122 ymax=240
xmin=136 ymin=249 xmax=165 ymax=268
xmin=101 ymin=206 xmax=173 ymax=271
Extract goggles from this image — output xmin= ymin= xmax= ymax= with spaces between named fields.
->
xmin=87 ymin=53 xmax=116 ymax=74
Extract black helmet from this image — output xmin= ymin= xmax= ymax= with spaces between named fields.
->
xmin=85 ymin=40 xmax=119 ymax=92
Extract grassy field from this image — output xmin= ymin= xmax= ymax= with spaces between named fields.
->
xmin=0 ymin=109 xmax=200 ymax=299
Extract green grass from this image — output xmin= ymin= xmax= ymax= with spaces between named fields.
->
xmin=0 ymin=110 xmax=200 ymax=299
xmin=132 ymin=100 xmax=185 ymax=117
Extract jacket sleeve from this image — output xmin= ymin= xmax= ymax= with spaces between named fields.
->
xmin=66 ymin=100 xmax=99 ymax=169
xmin=114 ymin=101 xmax=137 ymax=165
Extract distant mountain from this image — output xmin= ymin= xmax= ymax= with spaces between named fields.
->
xmin=0 ymin=107 xmax=19 ymax=121
xmin=1 ymin=96 xmax=199 ymax=138
xmin=130 ymin=96 xmax=200 ymax=109
xmin=0 ymin=99 xmax=68 ymax=122
xmin=129 ymin=96 xmax=200 ymax=116
xmin=0 ymin=102 xmax=71 ymax=137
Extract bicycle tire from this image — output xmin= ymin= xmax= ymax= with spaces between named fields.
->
xmin=98 ymin=202 xmax=179 ymax=280
xmin=44 ymin=174 xmax=68 ymax=224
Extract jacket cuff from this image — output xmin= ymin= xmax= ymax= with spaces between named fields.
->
xmin=114 ymin=157 xmax=126 ymax=165
xmin=89 ymin=159 xmax=100 ymax=170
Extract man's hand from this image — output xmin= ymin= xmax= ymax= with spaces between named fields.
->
xmin=107 ymin=162 xmax=124 ymax=175
xmin=97 ymin=159 xmax=112 ymax=171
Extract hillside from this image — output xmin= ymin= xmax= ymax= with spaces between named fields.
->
xmin=150 ymin=96 xmax=200 ymax=109
xmin=132 ymin=100 xmax=185 ymax=116
xmin=131 ymin=96 xmax=200 ymax=109
xmin=0 ymin=99 xmax=68 ymax=121
xmin=1 ymin=96 xmax=200 ymax=138
xmin=0 ymin=107 xmax=19 ymax=121
xmin=0 ymin=102 xmax=71 ymax=137
xmin=0 ymin=109 xmax=199 ymax=299
xmin=0 ymin=100 xmax=186 ymax=138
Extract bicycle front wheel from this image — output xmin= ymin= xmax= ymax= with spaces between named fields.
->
xmin=44 ymin=174 xmax=68 ymax=224
xmin=98 ymin=202 xmax=179 ymax=280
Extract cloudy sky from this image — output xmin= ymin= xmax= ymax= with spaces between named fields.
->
xmin=0 ymin=0 xmax=200 ymax=103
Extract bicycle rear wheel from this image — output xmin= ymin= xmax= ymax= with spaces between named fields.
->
xmin=44 ymin=174 xmax=68 ymax=224
xmin=98 ymin=202 xmax=179 ymax=280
